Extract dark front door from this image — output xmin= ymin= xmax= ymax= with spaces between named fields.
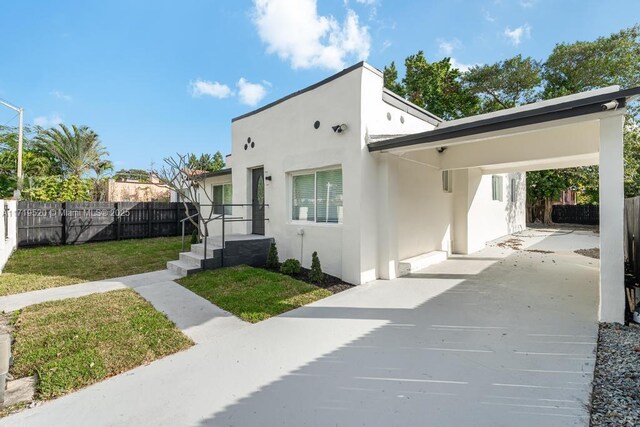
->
xmin=252 ymin=167 xmax=265 ymax=235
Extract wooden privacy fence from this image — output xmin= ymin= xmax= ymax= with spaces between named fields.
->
xmin=17 ymin=201 xmax=198 ymax=247
xmin=551 ymin=204 xmax=599 ymax=225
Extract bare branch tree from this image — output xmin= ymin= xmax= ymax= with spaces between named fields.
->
xmin=154 ymin=153 xmax=217 ymax=240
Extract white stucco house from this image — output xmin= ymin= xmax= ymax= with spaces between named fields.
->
xmin=182 ymin=61 xmax=639 ymax=323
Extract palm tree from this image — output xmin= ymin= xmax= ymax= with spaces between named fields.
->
xmin=35 ymin=124 xmax=109 ymax=178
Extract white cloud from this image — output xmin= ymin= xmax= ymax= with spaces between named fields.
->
xmin=253 ymin=0 xmax=370 ymax=71
xmin=504 ymin=24 xmax=531 ymax=46
xmin=438 ymin=38 xmax=461 ymax=56
xmin=354 ymin=0 xmax=377 ymax=4
xmin=33 ymin=113 xmax=63 ymax=128
xmin=483 ymin=10 xmax=495 ymax=22
xmin=380 ymin=39 xmax=392 ymax=52
xmin=450 ymin=58 xmax=477 ymax=73
xmin=50 ymin=90 xmax=72 ymax=101
xmin=237 ymin=78 xmax=267 ymax=106
xmin=520 ymin=0 xmax=536 ymax=7
xmin=189 ymin=79 xmax=233 ymax=98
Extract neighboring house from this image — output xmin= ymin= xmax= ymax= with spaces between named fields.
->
xmin=556 ymin=188 xmax=577 ymax=205
xmin=107 ymin=175 xmax=172 ymax=202
xmin=193 ymin=61 xmax=637 ymax=323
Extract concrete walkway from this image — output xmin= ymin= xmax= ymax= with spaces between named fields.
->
xmin=1 ymin=229 xmax=599 ymax=426
xmin=0 ymin=270 xmax=248 ymax=344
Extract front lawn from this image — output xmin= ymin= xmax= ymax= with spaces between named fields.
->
xmin=0 ymin=237 xmax=187 ymax=295
xmin=9 ymin=289 xmax=192 ymax=400
xmin=177 ymin=265 xmax=332 ymax=323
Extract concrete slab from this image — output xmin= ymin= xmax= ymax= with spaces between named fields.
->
xmin=133 ymin=280 xmax=248 ymax=343
xmin=0 ymin=229 xmax=598 ymax=426
xmin=0 ymin=280 xmax=126 ymax=313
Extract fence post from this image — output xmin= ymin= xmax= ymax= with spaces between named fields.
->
xmin=61 ymin=202 xmax=67 ymax=245
xmin=115 ymin=202 xmax=121 ymax=241
xmin=147 ymin=203 xmax=153 ymax=238
xmin=175 ymin=203 xmax=180 ymax=236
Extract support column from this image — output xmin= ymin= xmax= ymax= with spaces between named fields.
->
xmin=376 ymin=155 xmax=398 ymax=279
xmin=599 ymin=114 xmax=625 ymax=323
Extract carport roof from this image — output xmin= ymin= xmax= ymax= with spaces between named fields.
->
xmin=368 ymin=85 xmax=640 ymax=152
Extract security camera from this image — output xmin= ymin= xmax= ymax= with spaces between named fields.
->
xmin=332 ymin=124 xmax=348 ymax=134
xmin=601 ymin=100 xmax=619 ymax=111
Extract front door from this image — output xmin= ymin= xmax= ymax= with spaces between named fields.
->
xmin=252 ymin=167 xmax=265 ymax=235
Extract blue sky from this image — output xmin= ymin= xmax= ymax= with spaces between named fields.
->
xmin=1 ymin=0 xmax=638 ymax=170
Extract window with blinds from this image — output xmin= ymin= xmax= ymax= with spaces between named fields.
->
xmin=292 ymin=168 xmax=343 ymax=223
xmin=212 ymin=183 xmax=232 ymax=215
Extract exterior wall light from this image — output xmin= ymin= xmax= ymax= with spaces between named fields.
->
xmin=332 ymin=124 xmax=348 ymax=134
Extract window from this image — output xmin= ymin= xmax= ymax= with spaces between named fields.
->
xmin=212 ymin=183 xmax=232 ymax=215
xmin=292 ymin=168 xmax=343 ymax=223
xmin=492 ymin=175 xmax=503 ymax=201
xmin=510 ymin=178 xmax=517 ymax=202
xmin=442 ymin=170 xmax=452 ymax=193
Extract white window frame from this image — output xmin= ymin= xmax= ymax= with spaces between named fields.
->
xmin=492 ymin=175 xmax=503 ymax=202
xmin=290 ymin=166 xmax=343 ymax=225
xmin=442 ymin=170 xmax=452 ymax=193
xmin=212 ymin=183 xmax=232 ymax=215
xmin=510 ymin=178 xmax=517 ymax=203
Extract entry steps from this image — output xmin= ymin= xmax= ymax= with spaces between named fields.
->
xmin=398 ymin=250 xmax=448 ymax=276
xmin=167 ymin=234 xmax=273 ymax=277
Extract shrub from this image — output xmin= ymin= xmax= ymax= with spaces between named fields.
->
xmin=280 ymin=258 xmax=301 ymax=275
xmin=266 ymin=242 xmax=279 ymax=269
xmin=190 ymin=229 xmax=199 ymax=244
xmin=308 ymin=251 xmax=324 ymax=283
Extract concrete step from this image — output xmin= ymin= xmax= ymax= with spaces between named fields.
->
xmin=179 ymin=252 xmax=206 ymax=267
xmin=167 ymin=260 xmax=202 ymax=277
xmin=190 ymin=243 xmax=221 ymax=257
xmin=398 ymin=250 xmax=448 ymax=276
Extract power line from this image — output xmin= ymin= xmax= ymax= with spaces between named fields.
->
xmin=2 ymin=111 xmax=19 ymax=126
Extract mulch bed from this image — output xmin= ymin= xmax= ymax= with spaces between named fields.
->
xmin=590 ymin=322 xmax=640 ymax=426
xmin=263 ymin=266 xmax=354 ymax=294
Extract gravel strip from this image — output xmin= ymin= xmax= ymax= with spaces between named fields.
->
xmin=590 ymin=323 xmax=640 ymax=426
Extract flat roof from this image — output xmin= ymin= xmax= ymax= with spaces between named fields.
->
xmin=231 ymin=61 xmax=441 ymax=124
xmin=194 ymin=168 xmax=232 ymax=179
xmin=368 ymin=86 xmax=640 ymax=152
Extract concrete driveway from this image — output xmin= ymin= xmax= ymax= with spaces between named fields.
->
xmin=3 ymin=229 xmax=599 ymax=427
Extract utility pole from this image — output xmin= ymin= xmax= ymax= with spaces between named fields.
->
xmin=0 ymin=99 xmax=24 ymax=197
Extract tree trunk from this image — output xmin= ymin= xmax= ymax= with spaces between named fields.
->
xmin=543 ymin=197 xmax=554 ymax=225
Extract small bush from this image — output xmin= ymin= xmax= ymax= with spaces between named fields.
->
xmin=190 ymin=229 xmax=199 ymax=244
xmin=280 ymin=258 xmax=301 ymax=275
xmin=266 ymin=242 xmax=279 ymax=269
xmin=308 ymin=251 xmax=324 ymax=283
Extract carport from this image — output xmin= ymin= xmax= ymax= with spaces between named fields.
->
xmin=369 ymin=85 xmax=640 ymax=323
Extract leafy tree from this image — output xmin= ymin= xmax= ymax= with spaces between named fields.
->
xmin=383 ymin=52 xmax=479 ymax=119
xmin=113 ymin=168 xmax=151 ymax=182
xmin=35 ymin=124 xmax=109 ymax=178
xmin=383 ymin=61 xmax=405 ymax=97
xmin=186 ymin=151 xmax=226 ymax=173
xmin=543 ymin=24 xmax=640 ymax=104
xmin=23 ymin=175 xmax=93 ymax=202
xmin=0 ymin=125 xmax=61 ymax=197
xmin=462 ymin=55 xmax=542 ymax=112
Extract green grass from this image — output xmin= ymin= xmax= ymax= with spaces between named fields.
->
xmin=9 ymin=289 xmax=193 ymax=400
xmin=177 ymin=265 xmax=332 ymax=323
xmin=0 ymin=237 xmax=188 ymax=296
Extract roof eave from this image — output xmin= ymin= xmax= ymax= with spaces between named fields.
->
xmin=368 ymin=87 xmax=640 ymax=152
